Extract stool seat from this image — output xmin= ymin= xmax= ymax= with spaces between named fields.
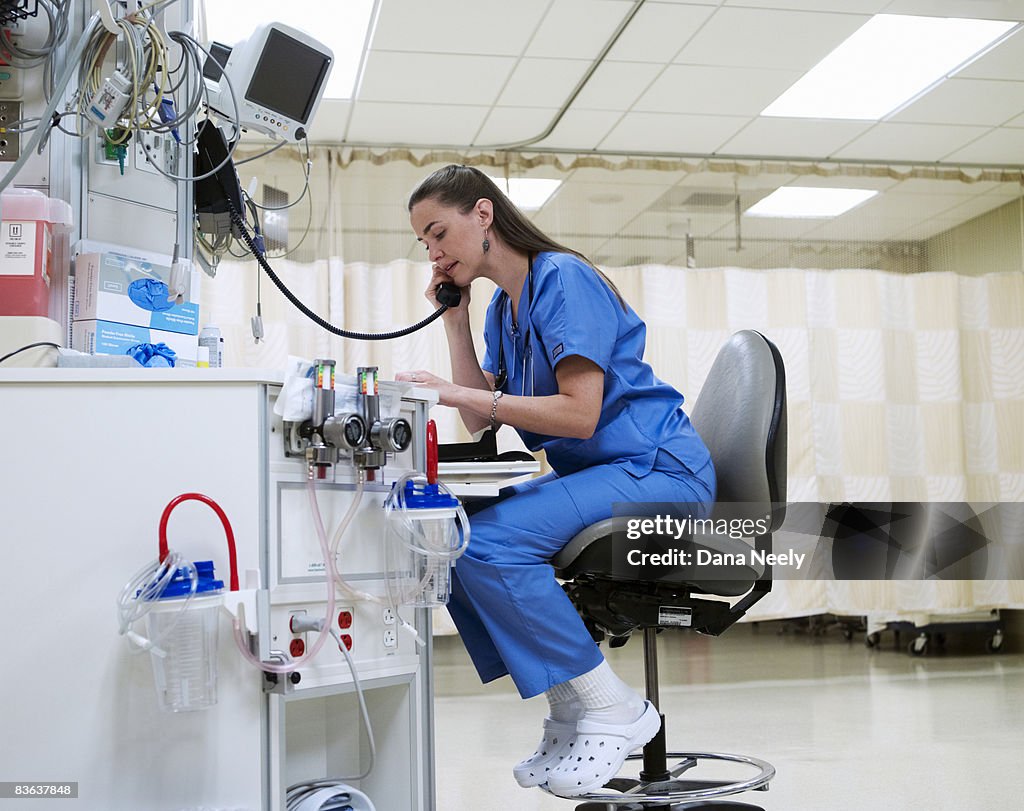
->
xmin=553 ymin=516 xmax=765 ymax=597
xmin=545 ymin=330 xmax=787 ymax=811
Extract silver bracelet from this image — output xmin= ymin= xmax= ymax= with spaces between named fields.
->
xmin=490 ymin=389 xmax=503 ymax=431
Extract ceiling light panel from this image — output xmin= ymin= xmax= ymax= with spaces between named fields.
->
xmin=745 ymin=187 xmax=878 ymax=218
xmin=762 ymin=14 xmax=1019 ymax=120
xmin=487 ymin=177 xmax=562 ymax=210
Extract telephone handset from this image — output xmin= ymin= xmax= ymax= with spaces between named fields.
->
xmin=436 ymin=283 xmax=462 ymax=308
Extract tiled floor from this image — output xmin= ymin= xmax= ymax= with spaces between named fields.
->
xmin=432 ymin=621 xmax=1024 ymax=811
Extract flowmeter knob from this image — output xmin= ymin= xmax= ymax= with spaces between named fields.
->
xmin=373 ymin=417 xmax=413 ymax=453
xmin=323 ymin=413 xmax=367 ymax=450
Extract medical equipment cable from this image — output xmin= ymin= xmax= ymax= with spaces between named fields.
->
xmin=114 ymin=30 xmax=242 ymax=183
xmin=0 ymin=11 xmax=101 ymax=196
xmin=244 ymin=137 xmax=312 ymax=212
xmin=116 ymin=551 xmax=196 ymax=657
xmin=284 ymin=627 xmax=377 ymax=800
xmin=227 ymin=197 xmax=452 ymax=340
xmin=0 ymin=342 xmax=61 ymax=364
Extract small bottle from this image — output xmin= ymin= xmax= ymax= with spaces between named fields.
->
xmin=198 ymin=324 xmax=222 ymax=368
xmin=196 ymin=345 xmax=210 ymax=368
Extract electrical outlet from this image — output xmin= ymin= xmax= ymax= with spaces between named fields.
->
xmin=382 ymin=607 xmax=396 ymax=625
xmin=383 ymin=628 xmax=397 ymax=648
xmin=0 ymin=100 xmax=21 ymax=161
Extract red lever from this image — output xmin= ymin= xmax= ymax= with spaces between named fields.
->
xmin=426 ymin=419 xmax=439 ymax=484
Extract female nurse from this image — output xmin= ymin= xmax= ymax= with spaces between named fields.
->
xmin=396 ymin=165 xmax=716 ymax=797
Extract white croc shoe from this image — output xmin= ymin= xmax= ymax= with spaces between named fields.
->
xmin=512 ymin=717 xmax=579 ymax=788
xmin=544 ymin=701 xmax=661 ymax=797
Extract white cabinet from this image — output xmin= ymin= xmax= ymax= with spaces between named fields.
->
xmin=0 ymin=369 xmax=436 ymax=811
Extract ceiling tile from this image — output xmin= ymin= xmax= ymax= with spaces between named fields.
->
xmin=371 ymin=0 xmax=549 ymax=55
xmin=527 ymin=0 xmax=635 ymax=59
xmin=674 ymin=7 xmax=868 ymax=70
xmin=594 ymin=235 xmax=688 ymax=267
xmin=832 ymin=122 xmax=992 ymax=162
xmin=718 ymin=118 xmax=873 ymax=159
xmin=359 ymin=51 xmax=516 ymax=105
xmin=676 ymin=170 xmax=799 ymax=190
xmin=306 ymin=100 xmax=352 ymax=142
xmin=722 ymin=0 xmax=887 ymax=10
xmin=635 ymin=65 xmax=803 ymax=116
xmin=943 ymin=126 xmax=1024 ymax=164
xmin=473 ymin=107 xmax=560 ymax=146
xmin=497 ymin=58 xmax=591 ymax=108
xmin=534 ymin=109 xmax=623 ymax=149
xmin=883 ymin=0 xmax=1024 ymax=21
xmin=605 ymin=3 xmax=716 ymax=62
xmin=347 ymin=101 xmax=490 ymax=144
xmin=532 ymin=182 xmax=667 ymax=235
xmin=572 ymin=62 xmax=664 ymax=110
xmin=938 ymin=193 xmax=1022 ymax=223
xmin=890 ymin=78 xmax=1024 ymax=126
xmin=599 ymin=111 xmax=747 ymax=153
xmin=719 ymin=216 xmax=824 ymax=240
xmin=621 ymin=209 xmax=736 ymax=239
xmin=958 ymin=27 xmax=1024 ymax=80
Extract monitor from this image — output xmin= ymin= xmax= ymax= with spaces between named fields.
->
xmin=204 ymin=23 xmax=333 ymax=141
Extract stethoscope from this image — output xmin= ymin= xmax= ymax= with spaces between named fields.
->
xmin=494 ymin=253 xmax=535 ymax=397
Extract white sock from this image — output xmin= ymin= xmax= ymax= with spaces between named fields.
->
xmin=567 ymin=660 xmax=646 ymax=725
xmin=545 ymin=679 xmax=585 ymax=723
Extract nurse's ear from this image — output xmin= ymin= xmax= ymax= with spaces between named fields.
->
xmin=474 ymin=197 xmax=494 ymax=229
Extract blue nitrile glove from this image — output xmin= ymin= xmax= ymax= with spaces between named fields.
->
xmin=128 ymin=278 xmax=176 ymax=312
xmin=126 ymin=342 xmax=177 ymax=367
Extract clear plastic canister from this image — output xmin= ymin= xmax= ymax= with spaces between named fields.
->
xmin=400 ymin=506 xmax=460 ymax=608
xmin=145 ymin=561 xmax=224 ymax=712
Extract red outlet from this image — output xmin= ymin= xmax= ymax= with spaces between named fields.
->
xmin=338 ymin=610 xmax=353 ymax=629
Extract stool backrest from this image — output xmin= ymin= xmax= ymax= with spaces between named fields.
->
xmin=690 ymin=330 xmax=787 ymax=531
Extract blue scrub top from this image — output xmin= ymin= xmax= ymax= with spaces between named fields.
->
xmin=481 ymin=251 xmax=712 ymax=480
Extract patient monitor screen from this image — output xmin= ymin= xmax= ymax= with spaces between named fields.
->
xmin=245 ymin=29 xmax=331 ymax=124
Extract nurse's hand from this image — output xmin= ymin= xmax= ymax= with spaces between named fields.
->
xmin=395 ymin=370 xmax=458 ymax=406
xmin=426 ymin=265 xmax=471 ymax=319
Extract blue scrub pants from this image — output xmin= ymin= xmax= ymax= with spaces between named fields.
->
xmin=447 ymin=451 xmax=716 ymax=699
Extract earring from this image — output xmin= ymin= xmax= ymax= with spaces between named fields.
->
xmin=482 ymin=229 xmax=490 ymax=253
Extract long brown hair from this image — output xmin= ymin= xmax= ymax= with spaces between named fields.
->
xmin=409 ymin=164 xmax=626 ymax=308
